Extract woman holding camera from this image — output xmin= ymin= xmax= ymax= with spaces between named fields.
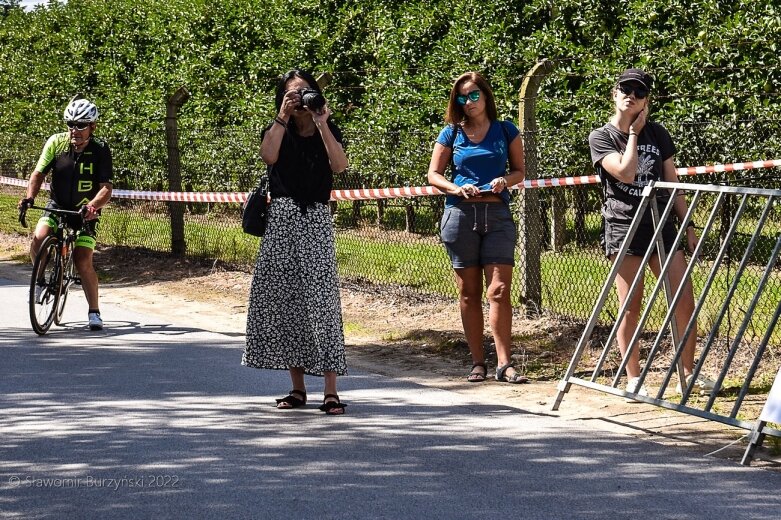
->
xmin=242 ymin=69 xmax=349 ymax=415
xmin=427 ymin=72 xmax=526 ymax=384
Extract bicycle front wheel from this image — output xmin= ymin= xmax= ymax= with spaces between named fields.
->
xmin=54 ymin=247 xmax=75 ymax=326
xmin=29 ymin=235 xmax=62 ymax=335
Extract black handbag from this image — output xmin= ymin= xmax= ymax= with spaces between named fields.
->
xmin=242 ymin=173 xmax=269 ymax=237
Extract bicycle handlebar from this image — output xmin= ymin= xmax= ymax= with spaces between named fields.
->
xmin=18 ymin=204 xmax=86 ymax=229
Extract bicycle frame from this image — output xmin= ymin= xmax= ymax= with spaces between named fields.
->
xmin=20 ymin=204 xmax=85 ymax=334
xmin=54 ymin=222 xmax=80 ymax=326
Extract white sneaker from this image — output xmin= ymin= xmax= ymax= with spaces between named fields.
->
xmin=676 ymin=374 xmax=716 ymax=396
xmin=88 ymin=312 xmax=103 ymax=331
xmin=625 ymin=377 xmax=649 ymax=402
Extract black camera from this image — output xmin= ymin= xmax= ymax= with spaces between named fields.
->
xmin=298 ymin=88 xmax=326 ymax=110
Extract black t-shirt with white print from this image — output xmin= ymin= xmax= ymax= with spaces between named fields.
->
xmin=588 ymin=121 xmax=675 ymax=225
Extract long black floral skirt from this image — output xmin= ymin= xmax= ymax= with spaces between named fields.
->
xmin=242 ymin=197 xmax=347 ymax=376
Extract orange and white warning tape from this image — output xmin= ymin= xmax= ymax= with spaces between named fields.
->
xmin=110 ymin=190 xmax=247 ymax=203
xmin=676 ymin=159 xmax=781 ymax=176
xmin=2 ymin=159 xmax=779 ymax=203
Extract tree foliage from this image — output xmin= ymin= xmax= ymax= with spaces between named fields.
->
xmin=1 ymin=0 xmax=779 ymax=190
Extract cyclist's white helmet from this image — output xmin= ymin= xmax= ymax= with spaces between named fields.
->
xmin=63 ymin=98 xmax=99 ymax=122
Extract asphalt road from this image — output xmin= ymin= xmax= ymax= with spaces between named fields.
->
xmin=2 ymin=266 xmax=781 ymax=519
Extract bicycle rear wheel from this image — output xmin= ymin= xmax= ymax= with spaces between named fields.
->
xmin=54 ymin=247 xmax=75 ymax=326
xmin=29 ymin=235 xmax=62 ymax=335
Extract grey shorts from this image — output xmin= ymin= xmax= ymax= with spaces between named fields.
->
xmin=440 ymin=202 xmax=516 ymax=269
xmin=602 ymin=219 xmax=678 ymax=258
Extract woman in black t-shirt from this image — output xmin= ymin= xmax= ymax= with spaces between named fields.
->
xmin=242 ymin=70 xmax=349 ymax=415
xmin=588 ymin=68 xmax=715 ymax=398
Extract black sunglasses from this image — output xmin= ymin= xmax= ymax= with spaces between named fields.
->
xmin=65 ymin=121 xmax=91 ymax=131
xmin=618 ymin=83 xmax=649 ymax=99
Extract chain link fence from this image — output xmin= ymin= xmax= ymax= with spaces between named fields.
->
xmin=2 ymin=119 xmax=780 ymax=347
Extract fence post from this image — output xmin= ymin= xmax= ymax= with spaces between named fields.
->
xmin=165 ymin=86 xmax=190 ymax=257
xmin=551 ymin=190 xmax=566 ymax=251
xmin=517 ymin=59 xmax=555 ymax=316
xmin=316 ymin=73 xmax=340 ymax=218
xmin=316 ymin=72 xmax=332 ymax=89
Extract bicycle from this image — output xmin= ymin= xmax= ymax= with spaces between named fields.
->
xmin=19 ymin=204 xmax=85 ymax=335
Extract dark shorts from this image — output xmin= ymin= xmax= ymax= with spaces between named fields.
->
xmin=440 ymin=201 xmax=516 ymax=268
xmin=601 ymin=218 xmax=677 ymax=258
xmin=38 ymin=201 xmax=99 ymax=250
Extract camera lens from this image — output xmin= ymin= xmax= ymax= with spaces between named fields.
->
xmin=300 ymin=89 xmax=326 ymax=110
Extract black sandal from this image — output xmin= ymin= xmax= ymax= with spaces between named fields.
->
xmin=495 ymin=363 xmax=529 ymax=384
xmin=467 ymin=363 xmax=487 ymax=383
xmin=319 ymin=394 xmax=346 ymax=415
xmin=276 ymin=389 xmax=307 ymax=409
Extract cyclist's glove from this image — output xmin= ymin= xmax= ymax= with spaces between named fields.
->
xmin=80 ymin=204 xmax=99 ymax=221
xmin=18 ymin=198 xmax=33 ymax=226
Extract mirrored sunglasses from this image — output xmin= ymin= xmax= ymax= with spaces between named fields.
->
xmin=618 ymin=83 xmax=649 ymax=99
xmin=456 ymin=89 xmax=481 ymax=105
xmin=65 ymin=121 xmax=91 ymax=131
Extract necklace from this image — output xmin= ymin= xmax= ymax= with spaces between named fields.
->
xmin=462 ymin=121 xmax=489 ymax=140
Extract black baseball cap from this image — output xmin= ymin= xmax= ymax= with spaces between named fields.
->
xmin=617 ymin=68 xmax=653 ymax=90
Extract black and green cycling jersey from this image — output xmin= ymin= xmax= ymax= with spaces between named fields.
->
xmin=34 ymin=133 xmax=113 ymax=210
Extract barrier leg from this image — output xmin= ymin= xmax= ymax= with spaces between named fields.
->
xmin=741 ymin=420 xmax=767 ymax=466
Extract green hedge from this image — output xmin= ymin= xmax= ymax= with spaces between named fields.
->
xmin=2 ymin=1 xmax=781 ymax=191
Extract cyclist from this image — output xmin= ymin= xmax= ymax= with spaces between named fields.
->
xmin=18 ymin=97 xmax=113 ymax=331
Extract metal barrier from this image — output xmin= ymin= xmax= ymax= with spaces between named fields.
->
xmin=742 ymin=368 xmax=781 ymax=465
xmin=552 ymin=181 xmax=781 ymax=445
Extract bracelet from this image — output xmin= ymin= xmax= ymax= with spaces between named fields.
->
xmin=274 ymin=117 xmax=287 ymax=128
xmin=628 ymin=131 xmax=637 ymax=136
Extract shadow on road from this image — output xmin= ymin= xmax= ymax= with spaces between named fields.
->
xmin=2 ymin=329 xmax=780 ymax=519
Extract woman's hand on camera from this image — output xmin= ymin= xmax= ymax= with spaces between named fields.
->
xmin=279 ymin=90 xmax=299 ymax=119
xmin=311 ymin=103 xmax=331 ymax=126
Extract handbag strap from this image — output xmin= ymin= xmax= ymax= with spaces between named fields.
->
xmin=258 ymin=164 xmax=271 ymax=194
